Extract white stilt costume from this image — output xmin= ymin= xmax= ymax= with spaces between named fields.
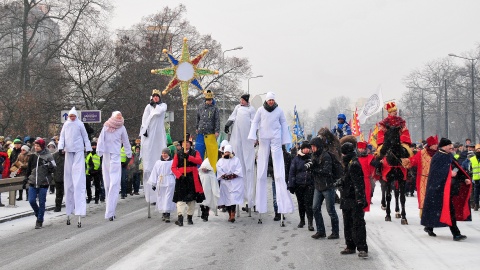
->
xmin=217 ymin=146 xmax=244 ymax=206
xmin=248 ymin=92 xmax=294 ymax=215
xmin=148 ymin=158 xmax=176 ymax=213
xmin=97 ymin=111 xmax=132 ymax=220
xmin=58 ymin=107 xmax=92 ymax=219
xmin=226 ymin=101 xmax=257 ymax=208
xmin=140 ymin=91 xmax=167 ymax=203
xmin=199 ymin=158 xmax=220 ymax=210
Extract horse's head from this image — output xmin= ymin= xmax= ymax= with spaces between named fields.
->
xmin=380 ymin=126 xmax=404 ymax=165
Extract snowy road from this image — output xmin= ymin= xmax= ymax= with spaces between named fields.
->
xmin=0 ymin=181 xmax=478 ymax=270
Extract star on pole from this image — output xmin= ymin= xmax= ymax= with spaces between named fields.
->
xmin=151 ymin=37 xmax=219 ymax=105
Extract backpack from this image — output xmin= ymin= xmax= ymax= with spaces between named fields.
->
xmin=328 ymin=152 xmax=344 ymax=180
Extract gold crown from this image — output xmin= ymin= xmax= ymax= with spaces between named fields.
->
xmin=152 ymin=89 xmax=161 ymax=96
xmin=385 ymin=101 xmax=397 ymax=113
xmin=204 ymin=90 xmax=214 ymax=99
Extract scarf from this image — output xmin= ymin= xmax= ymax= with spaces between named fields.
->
xmin=263 ymin=101 xmax=278 ymax=112
xmin=104 ymin=116 xmax=124 ymax=132
xmin=426 ymin=147 xmax=437 ymax=157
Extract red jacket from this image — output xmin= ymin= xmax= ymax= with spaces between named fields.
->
xmin=1 ymin=152 xmax=10 ymax=178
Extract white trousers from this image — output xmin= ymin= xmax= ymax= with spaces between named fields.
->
xmin=255 ymin=138 xmax=295 ymax=214
xmin=103 ymin=153 xmax=121 ymax=219
xmin=64 ymin=151 xmax=86 ymax=216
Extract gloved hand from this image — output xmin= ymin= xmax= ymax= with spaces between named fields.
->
xmin=304 ymin=161 xmax=313 ymax=170
xmin=149 ymin=100 xmax=155 ymax=106
xmin=152 ymin=186 xmax=156 ymax=191
xmin=288 ymin=186 xmax=295 ymax=194
xmin=224 ymin=125 xmax=230 ymax=134
xmin=143 ymin=130 xmax=148 ymax=137
xmin=357 ymin=199 xmax=367 ymax=209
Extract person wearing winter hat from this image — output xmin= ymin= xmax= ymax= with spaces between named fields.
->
xmin=356 ymin=141 xmax=375 ymax=210
xmin=224 ymin=93 xmax=257 ymax=213
xmin=306 ymin=136 xmax=340 ymax=239
xmin=9 ymin=139 xmax=23 ymax=170
xmin=217 ymin=145 xmax=244 ymax=223
xmin=248 ymin=91 xmax=294 ymax=224
xmin=58 ymin=107 xmax=92 ymax=226
xmin=25 ymin=138 xmax=56 ymax=229
xmin=12 ymin=145 xmax=31 ymax=200
xmin=148 ymin=148 xmax=176 ymax=223
xmin=97 ymin=111 xmax=132 ymax=221
xmin=421 ymin=138 xmax=472 ymax=241
xmin=466 ymin=144 xmax=480 ymax=211
xmin=335 ymin=142 xmax=369 ymax=258
xmin=139 ymin=89 xmax=168 ymax=204
xmin=402 ymin=135 xmax=438 ymax=222
xmin=288 ymin=141 xmax=315 ymax=231
xmin=196 ymin=90 xmax=220 ymax=172
xmin=331 ymin=114 xmax=352 ymax=139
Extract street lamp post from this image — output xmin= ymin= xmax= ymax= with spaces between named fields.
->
xmin=222 ymin=46 xmax=243 ymax=125
xmin=247 ymin=75 xmax=263 ymax=94
xmin=448 ymin=53 xmax=477 ymax=141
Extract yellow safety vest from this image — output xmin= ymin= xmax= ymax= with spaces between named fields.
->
xmin=454 ymin=154 xmax=459 ymax=160
xmin=121 ymin=146 xmax=127 ymax=162
xmin=470 ymin=156 xmax=480 ymax=181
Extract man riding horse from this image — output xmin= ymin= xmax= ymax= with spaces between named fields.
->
xmin=374 ymin=101 xmax=413 ymax=224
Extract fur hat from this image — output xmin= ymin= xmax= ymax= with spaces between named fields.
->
xmin=204 ymin=90 xmax=214 ymax=99
xmin=385 ymin=101 xmax=397 ymax=113
xmin=241 ymin=94 xmax=250 ymax=103
xmin=266 ymin=92 xmax=275 ymax=100
xmin=438 ymin=138 xmax=452 ymax=148
xmin=426 ymin=135 xmax=439 ymax=146
xmin=152 ymin=89 xmax=161 ymax=97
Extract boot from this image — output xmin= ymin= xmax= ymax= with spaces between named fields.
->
xmin=273 ymin=212 xmax=281 ymax=221
xmin=165 ymin=213 xmax=170 ymax=223
xmin=54 ymin=205 xmax=61 ymax=212
xmin=17 ymin=190 xmax=23 ymax=201
xmin=187 ymin=215 xmax=193 ymax=225
xmin=201 ymin=206 xmax=209 ymax=222
xmin=175 ymin=215 xmax=184 ymax=226
xmin=297 ymin=219 xmax=305 ymax=228
xmin=230 ymin=208 xmax=236 ymax=223
xmin=307 ymin=218 xmax=314 ymax=231
xmin=474 ymin=204 xmax=479 ymax=211
xmin=161 ymin=213 xmax=166 ymax=221
xmin=35 ymin=220 xmax=43 ymax=229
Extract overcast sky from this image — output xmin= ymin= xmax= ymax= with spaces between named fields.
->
xmin=110 ymin=0 xmax=480 ymax=118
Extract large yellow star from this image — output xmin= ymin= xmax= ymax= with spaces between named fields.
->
xmin=151 ymin=37 xmax=218 ymax=105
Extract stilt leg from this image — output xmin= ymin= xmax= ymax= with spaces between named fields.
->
xmin=280 ymin=214 xmax=285 ymax=227
xmin=67 ymin=215 xmax=71 ymax=225
xmin=237 ymin=205 xmax=240 ymax=217
xmin=258 ymin=213 xmax=263 ymax=224
xmin=148 ymin=202 xmax=151 ymax=218
xmin=248 ymin=207 xmax=252 ymax=217
xmin=77 ymin=216 xmax=81 ymax=228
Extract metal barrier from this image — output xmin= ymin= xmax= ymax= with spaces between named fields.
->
xmin=0 ymin=177 xmax=25 ymax=207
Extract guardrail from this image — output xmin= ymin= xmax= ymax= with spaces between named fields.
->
xmin=0 ymin=177 xmax=25 ymax=206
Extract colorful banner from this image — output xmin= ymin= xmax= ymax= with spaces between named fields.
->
xmin=358 ymin=89 xmax=384 ymax=124
xmin=351 ymin=108 xmax=361 ymax=136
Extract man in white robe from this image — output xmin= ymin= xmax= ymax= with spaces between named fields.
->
xmin=58 ymin=107 xmax=92 ymax=219
xmin=97 ymin=111 xmax=132 ymax=220
xmin=140 ymin=89 xmax=167 ymax=203
xmin=248 ymin=92 xmax=294 ymax=217
xmin=199 ymin=158 xmax=220 ymax=221
xmin=217 ymin=145 xmax=244 ymax=223
xmin=148 ymin=148 xmax=176 ymax=223
xmin=225 ymin=94 xmax=256 ymax=211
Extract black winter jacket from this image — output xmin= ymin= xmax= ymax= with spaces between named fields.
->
xmin=288 ymin=153 xmax=313 ymax=187
xmin=196 ymin=103 xmax=220 ymax=134
xmin=26 ymin=149 xmax=56 ymax=187
xmin=338 ymin=155 xmax=366 ymax=210
xmin=310 ymin=150 xmax=334 ymax=191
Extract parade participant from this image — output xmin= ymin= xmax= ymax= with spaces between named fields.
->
xmin=199 ymin=158 xmax=220 ymax=222
xmin=337 ymin=142 xmax=368 ymax=258
xmin=140 ymin=89 xmax=168 ymax=204
xmin=468 ymin=144 xmax=480 ymax=211
xmin=288 ymin=141 xmax=314 ymax=231
xmin=86 ymin=142 xmax=102 ymax=204
xmin=248 ymin=91 xmax=294 ymax=224
xmin=52 ymin=148 xmax=65 ymax=212
xmin=356 ymin=141 xmax=375 ymax=211
xmin=305 ymin=136 xmax=340 ymax=239
xmin=196 ymin=90 xmax=220 ymax=172
xmin=331 ymin=114 xmax=351 ymax=139
xmin=97 ymin=111 xmax=132 ymax=221
xmin=149 ymin=148 xmax=176 ymax=223
xmin=25 ymin=139 xmax=56 ymax=229
xmin=421 ymin=138 xmax=472 ymax=240
xmin=376 ymin=102 xmax=412 ymax=147
xmin=225 ymin=94 xmax=257 ymax=212
xmin=217 ymin=145 xmax=244 ymax=223
xmin=58 ymin=107 xmax=92 ymax=226
xmin=402 ymin=136 xmax=438 ymax=221
xmin=171 ymin=140 xmax=204 ymax=226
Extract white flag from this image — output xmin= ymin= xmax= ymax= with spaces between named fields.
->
xmin=358 ymin=89 xmax=383 ymax=124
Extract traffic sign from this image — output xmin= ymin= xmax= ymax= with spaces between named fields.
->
xmin=60 ymin=110 xmax=102 ymax=123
